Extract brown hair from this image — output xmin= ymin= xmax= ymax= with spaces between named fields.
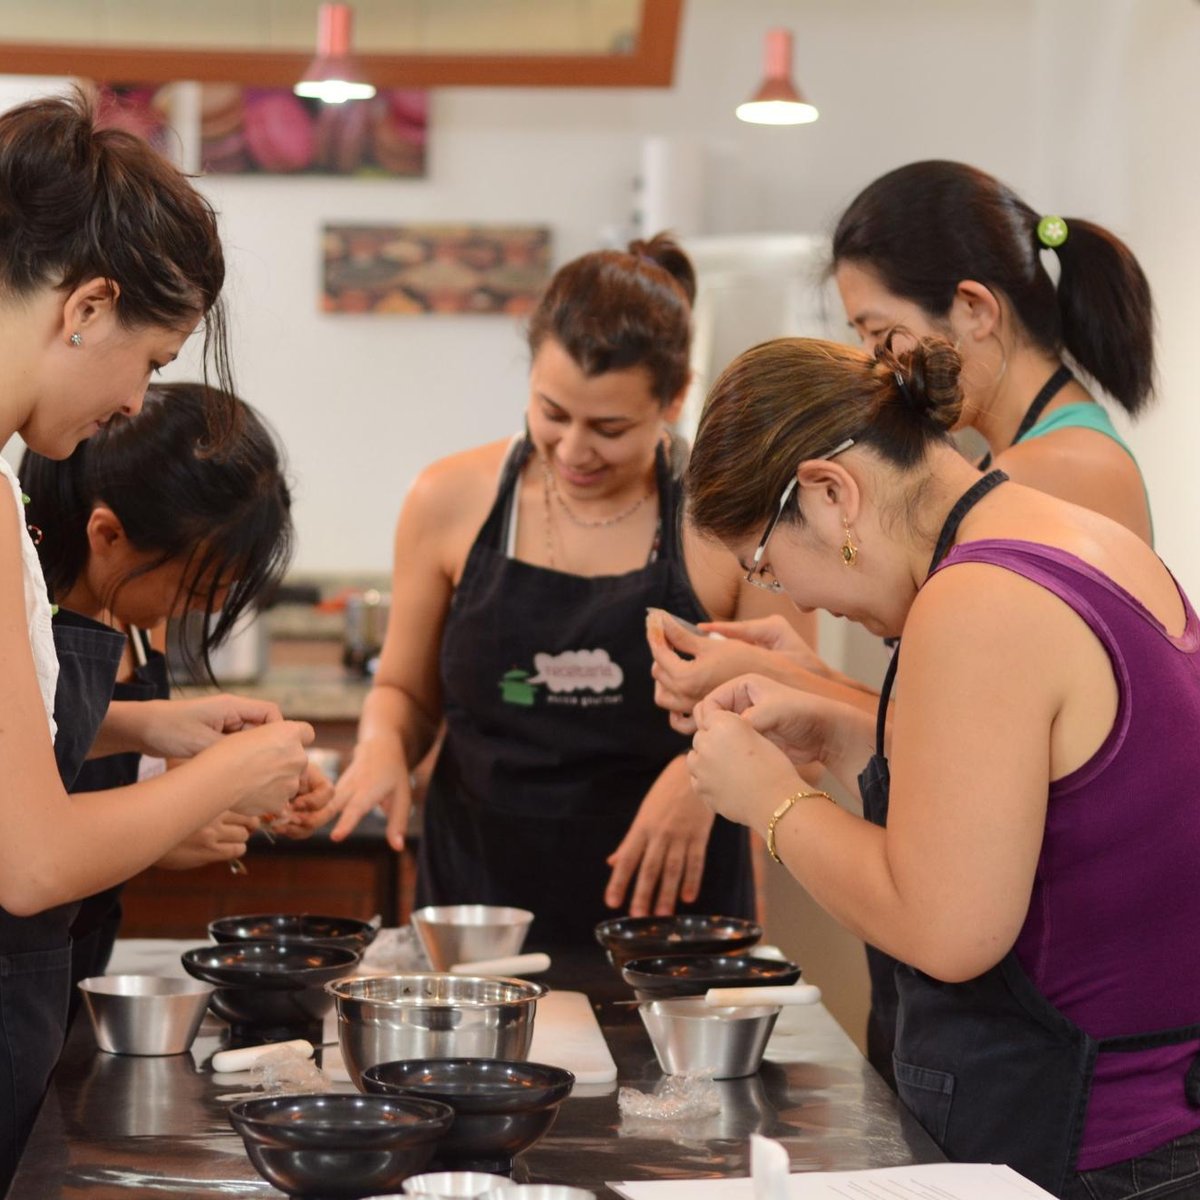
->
xmin=527 ymin=231 xmax=695 ymax=404
xmin=687 ymin=336 xmax=962 ymax=542
xmin=0 ymin=87 xmax=235 ymax=438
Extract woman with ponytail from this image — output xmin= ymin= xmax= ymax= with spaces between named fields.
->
xmin=832 ymin=159 xmax=1154 ymax=542
xmin=685 ymin=335 xmax=1200 ymax=1198
xmin=0 ymin=89 xmax=312 ymax=1185
xmin=330 ymin=234 xmax=811 ymax=945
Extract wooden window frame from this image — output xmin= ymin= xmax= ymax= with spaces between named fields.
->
xmin=0 ymin=0 xmax=682 ymax=88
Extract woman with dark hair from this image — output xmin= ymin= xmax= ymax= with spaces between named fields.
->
xmin=650 ymin=161 xmax=1157 ymax=725
xmin=683 ymin=334 xmax=1200 ymax=1198
xmin=21 ymin=381 xmax=331 ymax=996
xmin=832 ymin=159 xmax=1154 ymax=541
xmin=330 ymin=234 xmax=811 ymax=945
xmin=0 ymin=89 xmax=312 ymax=1185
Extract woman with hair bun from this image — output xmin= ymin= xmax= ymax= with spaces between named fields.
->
xmin=0 ymin=89 xmax=312 ymax=1185
xmin=330 ymin=234 xmax=811 ymax=945
xmin=684 ymin=335 xmax=1200 ymax=1197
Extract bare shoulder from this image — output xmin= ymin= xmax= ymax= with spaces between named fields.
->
xmin=995 ymin=429 xmax=1150 ymax=541
xmin=402 ymin=438 xmax=514 ymax=530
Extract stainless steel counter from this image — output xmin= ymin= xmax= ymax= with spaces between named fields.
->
xmin=11 ymin=948 xmax=941 ymax=1198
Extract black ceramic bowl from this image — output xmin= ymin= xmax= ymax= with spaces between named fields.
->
xmin=181 ymin=941 xmax=360 ymax=1039
xmin=594 ymin=915 xmax=763 ymax=968
xmin=229 ymin=1092 xmax=454 ymax=1198
xmin=209 ymin=913 xmax=379 ymax=954
xmin=360 ymin=1058 xmax=575 ymax=1170
xmin=620 ymin=953 xmax=801 ymax=1001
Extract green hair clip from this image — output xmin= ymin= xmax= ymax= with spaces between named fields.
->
xmin=1037 ymin=215 xmax=1069 ymax=249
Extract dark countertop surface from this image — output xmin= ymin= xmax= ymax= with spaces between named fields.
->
xmin=11 ymin=947 xmax=941 ymax=1198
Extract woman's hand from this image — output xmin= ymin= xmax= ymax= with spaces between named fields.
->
xmin=604 ymin=757 xmax=713 ymax=918
xmin=116 ymin=694 xmax=284 ymax=759
xmin=330 ymin=736 xmax=412 ymax=850
xmin=270 ymin=763 xmax=339 ymax=838
xmin=688 ymin=703 xmax=800 ymax=831
xmin=155 ymin=811 xmax=259 ymax=869
xmin=199 ymin=719 xmax=314 ymax=820
xmin=647 ymin=613 xmax=832 ymax=735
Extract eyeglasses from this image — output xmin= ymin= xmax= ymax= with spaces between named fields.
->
xmin=744 ymin=437 xmax=856 ymax=591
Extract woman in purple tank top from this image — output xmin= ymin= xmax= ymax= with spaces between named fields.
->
xmin=683 ymin=334 xmax=1200 ymax=1199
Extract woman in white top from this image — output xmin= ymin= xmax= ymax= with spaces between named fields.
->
xmin=0 ymin=90 xmax=312 ymax=1186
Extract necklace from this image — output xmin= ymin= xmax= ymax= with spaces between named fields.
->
xmin=540 ymin=457 xmax=656 ymax=569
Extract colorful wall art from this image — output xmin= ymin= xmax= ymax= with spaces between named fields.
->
xmin=201 ymin=86 xmax=427 ymax=177
xmin=322 ymin=225 xmax=552 ymax=315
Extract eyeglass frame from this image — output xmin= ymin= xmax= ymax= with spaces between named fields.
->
xmin=744 ymin=437 xmax=856 ymax=591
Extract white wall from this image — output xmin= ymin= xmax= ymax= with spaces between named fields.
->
xmin=167 ymin=0 xmax=1043 ymax=572
xmin=5 ymin=1 xmax=1197 ymax=583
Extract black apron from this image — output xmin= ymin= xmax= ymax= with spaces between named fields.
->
xmin=857 ymin=472 xmax=1200 ymax=1195
xmin=0 ymin=609 xmax=124 ymax=1191
xmin=977 ymin=365 xmax=1074 ymax=471
xmin=68 ymin=631 xmax=170 ymax=1010
xmin=419 ymin=438 xmax=753 ymax=947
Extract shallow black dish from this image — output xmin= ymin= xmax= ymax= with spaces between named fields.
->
xmin=229 ymin=1092 xmax=454 ymax=1199
xmin=594 ymin=914 xmax=762 ymax=968
xmin=181 ymin=941 xmax=359 ymax=1040
xmin=360 ymin=1058 xmax=575 ymax=1170
xmin=620 ymin=953 xmax=801 ymax=1001
xmin=209 ymin=913 xmax=378 ymax=954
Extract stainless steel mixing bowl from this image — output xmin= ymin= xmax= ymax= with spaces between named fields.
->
xmin=77 ymin=974 xmax=213 ymax=1056
xmin=327 ymin=973 xmax=547 ymax=1091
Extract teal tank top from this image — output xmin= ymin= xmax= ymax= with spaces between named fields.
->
xmin=1018 ymin=402 xmax=1152 ymax=543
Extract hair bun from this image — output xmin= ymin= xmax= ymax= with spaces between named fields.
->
xmin=874 ymin=334 xmax=962 ymax=433
xmin=626 ymin=231 xmax=696 ymax=306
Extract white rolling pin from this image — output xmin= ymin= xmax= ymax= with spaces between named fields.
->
xmin=704 ymin=983 xmax=822 ymax=1007
xmin=449 ymin=952 xmax=551 ymax=977
xmin=210 ymin=1039 xmax=314 ymax=1073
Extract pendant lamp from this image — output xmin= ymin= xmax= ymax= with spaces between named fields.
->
xmin=294 ymin=3 xmax=376 ymax=104
xmin=736 ymin=29 xmax=818 ymax=126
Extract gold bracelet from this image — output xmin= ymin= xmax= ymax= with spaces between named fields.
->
xmin=766 ymin=790 xmax=834 ymax=864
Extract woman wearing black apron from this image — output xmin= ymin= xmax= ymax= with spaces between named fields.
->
xmin=331 ymin=234 xmax=813 ymax=944
xmin=20 ymin=380 xmax=335 ymax=1010
xmin=685 ymin=335 xmax=1200 ymax=1197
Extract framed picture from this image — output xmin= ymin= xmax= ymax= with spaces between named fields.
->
xmin=201 ymin=86 xmax=427 ymax=177
xmin=322 ymin=224 xmax=552 ymax=315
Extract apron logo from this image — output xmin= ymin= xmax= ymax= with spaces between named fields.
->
xmin=499 ymin=650 xmax=625 ymax=707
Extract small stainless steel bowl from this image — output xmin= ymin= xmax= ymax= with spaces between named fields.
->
xmin=412 ymin=905 xmax=533 ymax=972
xmin=77 ymin=974 xmax=213 ymax=1056
xmin=638 ymin=996 xmax=780 ymax=1079
xmin=328 ymin=973 xmax=547 ymax=1092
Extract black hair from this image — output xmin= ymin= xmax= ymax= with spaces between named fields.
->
xmin=0 ymin=87 xmax=235 ymax=438
xmin=831 ymin=160 xmax=1155 ymax=415
xmin=19 ymin=382 xmax=293 ymax=680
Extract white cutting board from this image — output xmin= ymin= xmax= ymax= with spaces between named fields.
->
xmin=530 ymin=989 xmax=617 ymax=1085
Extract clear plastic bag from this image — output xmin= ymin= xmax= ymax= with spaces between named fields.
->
xmin=618 ymin=1071 xmax=721 ymax=1121
xmin=250 ymin=1044 xmax=332 ymax=1094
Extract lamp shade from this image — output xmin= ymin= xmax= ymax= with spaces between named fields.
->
xmin=736 ymin=29 xmax=818 ymax=126
xmin=294 ymin=3 xmax=376 ymax=104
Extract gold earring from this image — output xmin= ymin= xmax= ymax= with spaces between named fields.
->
xmin=841 ymin=519 xmax=858 ymax=567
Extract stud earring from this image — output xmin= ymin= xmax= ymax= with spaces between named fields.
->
xmin=841 ymin=519 xmax=858 ymax=567
xmin=69 ymin=332 xmax=83 ymax=348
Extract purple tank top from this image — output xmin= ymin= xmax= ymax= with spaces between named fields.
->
xmin=934 ymin=540 xmax=1200 ymax=1170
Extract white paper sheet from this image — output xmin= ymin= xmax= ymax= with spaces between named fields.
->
xmin=609 ymin=1163 xmax=1055 ymax=1199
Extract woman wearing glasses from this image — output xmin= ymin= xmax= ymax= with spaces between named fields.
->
xmin=684 ymin=334 xmax=1200 ymax=1199
xmin=650 ymin=161 xmax=1156 ymax=730
xmin=329 ymin=234 xmax=809 ymax=945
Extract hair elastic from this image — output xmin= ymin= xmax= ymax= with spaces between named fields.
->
xmin=1037 ymin=215 xmax=1069 ymax=249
